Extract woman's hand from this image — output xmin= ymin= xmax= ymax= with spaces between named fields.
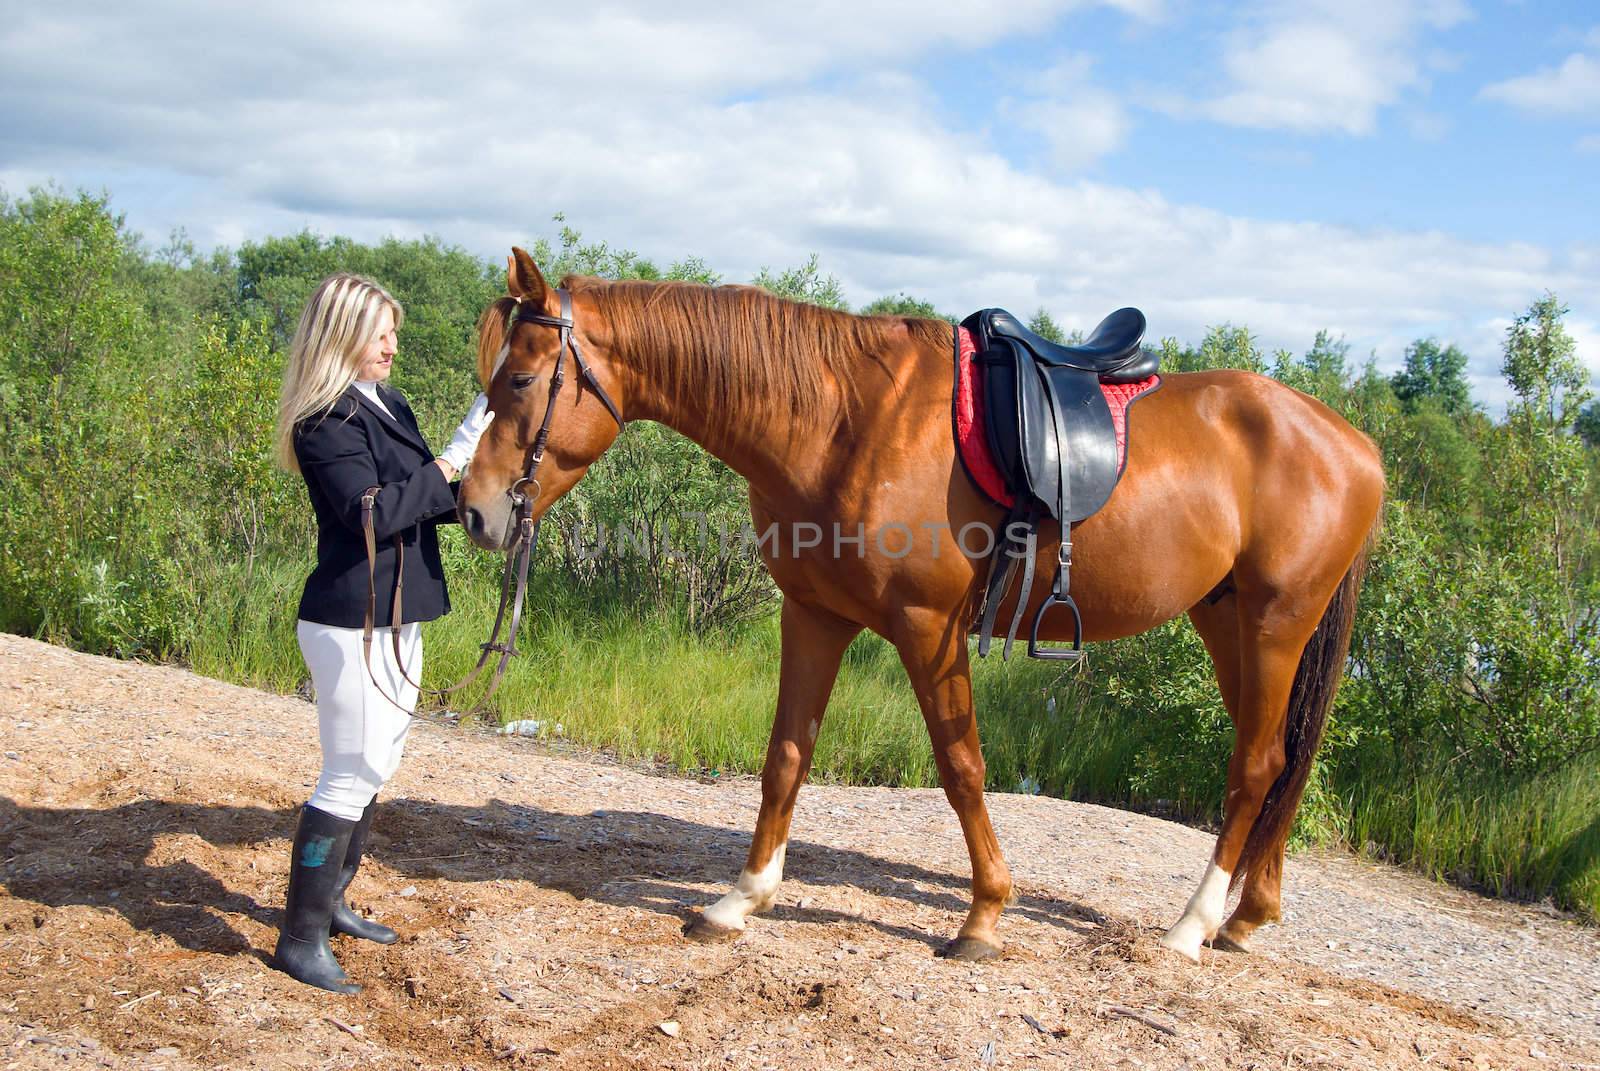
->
xmin=436 ymin=393 xmax=494 ymax=475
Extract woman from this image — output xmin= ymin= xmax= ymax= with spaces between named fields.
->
xmin=272 ymin=272 xmax=492 ymax=994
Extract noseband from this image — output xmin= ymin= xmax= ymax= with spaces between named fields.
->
xmin=360 ymin=287 xmax=624 ymax=711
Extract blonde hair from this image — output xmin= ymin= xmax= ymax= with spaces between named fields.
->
xmin=275 ymin=273 xmax=404 ymax=472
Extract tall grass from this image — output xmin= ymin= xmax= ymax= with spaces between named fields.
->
xmin=1336 ymin=750 xmax=1600 ymax=912
xmin=188 ymin=558 xmax=1199 ymax=799
xmin=189 ymin=554 xmax=940 ymax=786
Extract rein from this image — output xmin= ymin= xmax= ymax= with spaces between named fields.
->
xmin=358 ymin=288 xmax=622 ymax=715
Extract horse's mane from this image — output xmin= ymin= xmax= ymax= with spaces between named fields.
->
xmin=477 ymin=276 xmax=952 ymax=429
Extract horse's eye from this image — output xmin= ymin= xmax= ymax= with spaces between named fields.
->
xmin=510 ymin=373 xmax=538 ymax=391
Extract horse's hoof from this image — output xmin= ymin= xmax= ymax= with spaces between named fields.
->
xmin=1157 ymin=926 xmax=1203 ymax=963
xmin=684 ymin=915 xmax=743 ymax=944
xmin=937 ymin=937 xmax=1001 ymax=962
xmin=1212 ymin=925 xmax=1253 ymax=954
xmin=1211 ymin=933 xmax=1250 ymax=954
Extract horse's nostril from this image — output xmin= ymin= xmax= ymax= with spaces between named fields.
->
xmin=463 ymin=506 xmax=484 ymax=540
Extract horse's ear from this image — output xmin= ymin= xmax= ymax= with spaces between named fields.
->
xmin=507 ymin=247 xmax=557 ymax=313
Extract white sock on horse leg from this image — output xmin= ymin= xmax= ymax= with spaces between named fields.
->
xmin=702 ymin=842 xmax=787 ymax=931
xmin=1160 ymin=859 xmax=1231 ymax=962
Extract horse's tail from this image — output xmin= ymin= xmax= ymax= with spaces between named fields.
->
xmin=475 ymin=296 xmax=521 ymax=388
xmin=1235 ymin=510 xmax=1381 ymax=886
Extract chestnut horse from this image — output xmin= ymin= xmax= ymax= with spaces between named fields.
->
xmin=460 ymin=248 xmax=1384 ymax=962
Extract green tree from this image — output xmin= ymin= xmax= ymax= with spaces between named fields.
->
xmin=0 ymin=187 xmax=190 ymax=653
xmin=1273 ymin=330 xmax=1351 ymax=406
xmin=0 ymin=188 xmax=143 ymax=412
xmin=1465 ymin=294 xmax=1600 ymax=770
xmin=180 ymin=318 xmax=304 ymax=579
xmin=524 ymin=216 xmax=721 ymax=286
xmin=1577 ymin=401 xmax=1600 ymax=449
xmin=1165 ymin=324 xmax=1265 ymax=373
xmin=863 ymin=293 xmax=950 ymax=321
xmin=124 ymin=227 xmax=237 ymax=335
xmin=1027 ymin=309 xmax=1065 ymax=343
xmin=235 ymin=231 xmax=365 ymax=343
xmin=1391 ymin=338 xmax=1472 ymax=416
xmin=1344 ymin=357 xmax=1402 ymax=441
xmin=751 ymin=254 xmax=847 ymax=309
xmin=1381 ymin=409 xmax=1479 ymax=525
xmin=530 ymin=214 xmax=664 ymax=282
xmin=545 ymin=422 xmax=776 ymax=634
xmin=665 ymin=255 xmax=723 ymax=285
xmin=1502 ymin=293 xmax=1589 ymax=432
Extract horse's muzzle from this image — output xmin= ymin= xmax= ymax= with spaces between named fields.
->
xmin=461 ymin=504 xmax=509 ymax=550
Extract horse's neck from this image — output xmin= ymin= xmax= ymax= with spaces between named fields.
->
xmin=629 ymin=380 xmax=840 ymax=506
xmin=591 ymin=289 xmax=936 ymax=507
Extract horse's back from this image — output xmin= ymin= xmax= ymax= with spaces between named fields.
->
xmin=1066 ymin=369 xmax=1383 ymax=633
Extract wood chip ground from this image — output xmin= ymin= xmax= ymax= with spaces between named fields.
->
xmin=2 ymin=633 xmax=1597 ymax=1070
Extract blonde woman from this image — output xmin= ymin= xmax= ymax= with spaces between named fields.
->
xmin=273 ymin=273 xmax=492 ymax=994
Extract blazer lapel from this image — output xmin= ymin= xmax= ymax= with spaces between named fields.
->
xmin=383 ymin=387 xmax=428 ymax=441
xmin=349 ymin=385 xmax=431 ymax=455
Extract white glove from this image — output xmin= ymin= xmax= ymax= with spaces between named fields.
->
xmin=437 ymin=393 xmax=495 ymax=472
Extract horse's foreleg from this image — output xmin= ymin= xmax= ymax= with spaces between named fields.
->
xmin=687 ymin=598 xmax=859 ymax=943
xmin=1161 ymin=596 xmax=1313 ymax=961
xmin=894 ymin=612 xmax=1012 ymax=961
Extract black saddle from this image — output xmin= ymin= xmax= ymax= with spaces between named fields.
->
xmin=982 ymin=307 xmax=1155 ymax=379
xmin=959 ymin=306 xmax=1159 ymax=662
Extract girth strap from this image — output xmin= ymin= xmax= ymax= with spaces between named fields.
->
xmin=972 ymin=499 xmax=1036 ymax=653
xmin=1004 ymin=518 xmax=1040 ymax=660
xmin=973 ymin=502 xmax=1082 ymax=662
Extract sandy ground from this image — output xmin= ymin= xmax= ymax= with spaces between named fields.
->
xmin=2 ymin=632 xmax=1599 ymax=1070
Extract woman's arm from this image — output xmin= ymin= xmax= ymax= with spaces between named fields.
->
xmin=423 ymin=394 xmax=493 ymax=527
xmin=426 ymin=476 xmax=463 ymax=527
xmin=296 ymin=409 xmax=459 ymax=541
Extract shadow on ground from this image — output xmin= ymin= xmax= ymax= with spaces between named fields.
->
xmin=0 ymin=794 xmax=1104 ymax=958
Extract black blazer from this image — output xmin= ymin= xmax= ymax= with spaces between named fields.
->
xmin=294 ymin=383 xmax=459 ymax=628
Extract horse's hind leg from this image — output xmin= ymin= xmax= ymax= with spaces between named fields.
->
xmin=894 ymin=609 xmax=1012 ymax=961
xmin=1185 ymin=595 xmax=1286 ymax=951
xmin=687 ymin=598 xmax=860 ymax=942
xmin=1160 ymin=589 xmax=1322 ymax=961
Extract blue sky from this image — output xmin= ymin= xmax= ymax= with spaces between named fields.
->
xmin=1 ymin=1 xmax=1596 ymax=408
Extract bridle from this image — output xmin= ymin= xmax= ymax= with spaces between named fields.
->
xmin=360 ymin=287 xmax=623 ymax=712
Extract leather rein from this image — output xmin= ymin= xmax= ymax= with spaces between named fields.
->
xmin=359 ymin=288 xmax=623 ymax=714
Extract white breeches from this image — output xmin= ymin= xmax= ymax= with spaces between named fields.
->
xmin=297 ymin=619 xmax=420 ymax=822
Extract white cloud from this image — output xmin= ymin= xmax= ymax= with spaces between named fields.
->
xmin=1579 ymin=133 xmax=1600 ymax=153
xmin=1162 ymin=0 xmax=1469 ymax=135
xmin=1481 ymin=52 xmax=1600 ymax=117
xmin=0 ymin=1 xmax=1151 ymax=112
xmin=1 ymin=1 xmax=1593 ymax=417
xmin=1570 ymin=318 xmax=1600 ymax=380
xmin=999 ymin=57 xmax=1129 ymax=172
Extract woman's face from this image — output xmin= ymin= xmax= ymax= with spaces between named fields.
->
xmin=354 ymin=304 xmax=398 ymax=382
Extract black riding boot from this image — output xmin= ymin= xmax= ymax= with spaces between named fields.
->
xmin=331 ymin=800 xmax=398 ymax=944
xmin=275 ymin=804 xmax=361 ymax=994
